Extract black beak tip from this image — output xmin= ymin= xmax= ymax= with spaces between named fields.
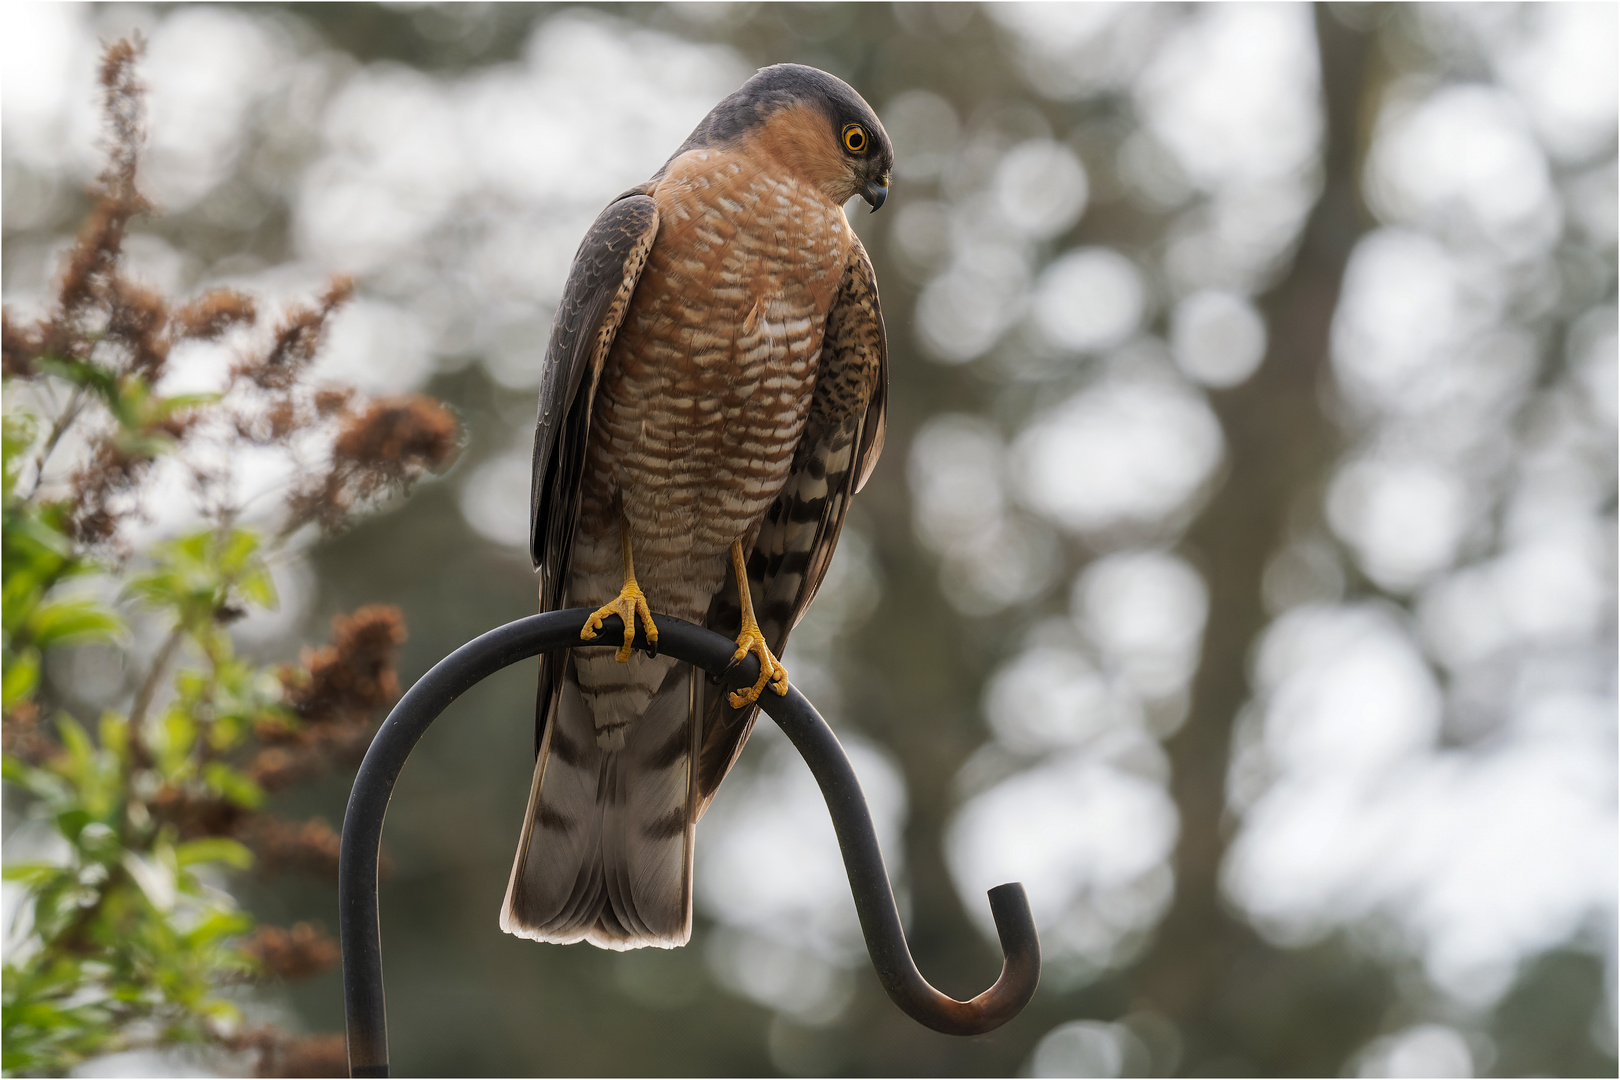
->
xmin=865 ymin=182 xmax=888 ymax=213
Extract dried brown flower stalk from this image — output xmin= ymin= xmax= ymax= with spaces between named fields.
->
xmin=245 ymin=816 xmax=346 ymax=881
xmin=233 ymin=277 xmax=354 ymax=391
xmin=286 ymin=395 xmax=461 ymax=532
xmin=281 ymin=604 xmax=408 ymax=726
xmin=53 ymin=36 xmax=152 ymax=347
xmin=228 ymin=1029 xmax=349 ymax=1079
xmin=171 ymin=288 xmax=259 ymax=343
xmin=247 ymin=1033 xmax=349 ymax=1079
xmin=2 ymin=309 xmax=45 ymax=378
xmin=1 ymin=701 xmax=59 ymax=766
xmin=241 ymin=922 xmax=342 ymax=982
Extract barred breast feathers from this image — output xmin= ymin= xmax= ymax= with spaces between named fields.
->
xmin=694 ymin=238 xmax=888 ymax=814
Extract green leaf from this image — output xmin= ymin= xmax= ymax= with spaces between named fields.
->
xmin=75 ymin=821 xmax=120 ymax=864
xmin=185 ymin=909 xmax=253 ymax=948
xmin=148 ymin=392 xmax=220 ymax=421
xmin=52 ymin=809 xmax=91 ymax=845
xmin=173 ymin=838 xmax=254 ymax=870
xmin=2 ymin=411 xmax=39 ymax=499
xmin=202 ymin=762 xmax=262 ymax=809
xmin=1 ymin=754 xmax=36 ymax=787
xmin=35 ymin=354 xmax=119 ymax=402
xmin=155 ymin=707 xmax=197 ymax=779
xmin=2 ymin=753 xmax=67 ymax=800
xmin=195 ymin=996 xmax=244 ymax=1025
xmin=238 ymin=565 xmax=278 ymax=610
xmin=97 ymin=712 xmax=128 ymax=762
xmin=1 ymin=863 xmax=64 ymax=887
xmin=121 ymin=850 xmax=176 ymax=913
xmin=55 ymin=717 xmax=94 ymax=775
xmin=2 ymin=646 xmax=40 ymax=706
xmin=218 ymin=529 xmax=259 ymax=574
xmin=27 ymin=598 xmax=123 ymax=649
xmin=1 ymin=503 xmax=84 ymax=643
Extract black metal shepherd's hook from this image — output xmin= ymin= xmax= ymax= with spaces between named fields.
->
xmin=338 ymin=610 xmax=1040 ymax=1078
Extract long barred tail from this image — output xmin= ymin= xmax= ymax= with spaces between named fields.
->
xmin=500 ymin=654 xmax=698 ymax=950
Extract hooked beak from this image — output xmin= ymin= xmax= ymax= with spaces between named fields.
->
xmin=863 ymin=178 xmax=888 ymax=213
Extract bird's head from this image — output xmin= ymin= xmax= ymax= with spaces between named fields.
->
xmin=680 ymin=63 xmax=893 ymax=213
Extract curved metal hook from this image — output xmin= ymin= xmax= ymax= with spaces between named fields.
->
xmin=339 ymin=610 xmax=1039 ymax=1077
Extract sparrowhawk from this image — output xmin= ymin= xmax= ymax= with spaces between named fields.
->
xmin=501 ymin=64 xmax=892 ymax=951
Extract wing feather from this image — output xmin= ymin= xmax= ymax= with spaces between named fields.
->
xmin=530 ymin=191 xmax=659 ymax=752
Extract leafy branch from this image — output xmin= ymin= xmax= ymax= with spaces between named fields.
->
xmin=2 ymin=37 xmax=459 ymax=1078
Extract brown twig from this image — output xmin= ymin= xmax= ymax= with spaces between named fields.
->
xmin=127 ymin=623 xmax=185 ymax=766
xmin=20 ymin=385 xmax=92 ymax=502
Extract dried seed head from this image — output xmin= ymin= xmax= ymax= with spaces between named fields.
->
xmin=247 ymin=816 xmax=343 ymax=880
xmin=313 ymin=386 xmax=353 ymax=416
xmin=171 ymin=289 xmax=257 ymax=342
xmin=1 ymin=311 xmax=43 ymax=378
xmin=1 ymin=702 xmax=58 ymax=765
xmin=253 ymin=1033 xmax=349 ymax=1078
xmin=332 ymin=394 xmax=460 ymax=477
xmin=149 ymin=787 xmax=248 ymax=840
xmin=67 ymin=436 xmax=149 ymax=544
xmin=153 ymin=408 xmax=202 ymax=441
xmin=266 ymin=400 xmax=299 ymax=440
xmin=235 ymin=276 xmax=354 ymax=391
xmin=97 ymin=35 xmax=146 ymax=205
xmin=245 ymin=745 xmax=323 ymax=791
xmin=49 ymin=36 xmax=150 ymax=340
xmin=285 ymin=395 xmax=460 ymax=533
xmin=282 ymin=605 xmax=407 ymax=725
xmin=242 ymin=922 xmax=340 ymax=982
xmin=57 ymin=201 xmax=126 ymax=322
xmin=109 ymin=276 xmax=170 ymax=378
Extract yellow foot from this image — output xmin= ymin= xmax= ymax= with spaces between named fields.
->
xmin=728 ymin=624 xmax=789 ymax=709
xmin=581 ymin=583 xmax=658 ymax=663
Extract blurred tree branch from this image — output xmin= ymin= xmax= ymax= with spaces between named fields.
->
xmin=1129 ymin=6 xmax=1390 ymax=1074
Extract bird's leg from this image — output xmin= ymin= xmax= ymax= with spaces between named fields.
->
xmin=581 ymin=524 xmax=659 ymax=662
xmin=726 ymin=539 xmax=789 ymax=708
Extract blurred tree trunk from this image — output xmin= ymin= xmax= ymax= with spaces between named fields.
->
xmin=1127 ymin=8 xmax=1392 ymax=1074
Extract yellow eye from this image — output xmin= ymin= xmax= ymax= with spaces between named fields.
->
xmin=842 ymin=124 xmax=868 ymax=154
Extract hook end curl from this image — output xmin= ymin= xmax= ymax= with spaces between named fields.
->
xmin=880 ymin=881 xmax=1040 ymax=1036
xmin=980 ymin=882 xmax=1041 ymax=1023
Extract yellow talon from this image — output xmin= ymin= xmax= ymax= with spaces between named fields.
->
xmin=725 ymin=538 xmax=789 ymax=709
xmin=582 ymin=582 xmax=657 ymax=662
xmin=581 ymin=526 xmax=658 ymax=662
